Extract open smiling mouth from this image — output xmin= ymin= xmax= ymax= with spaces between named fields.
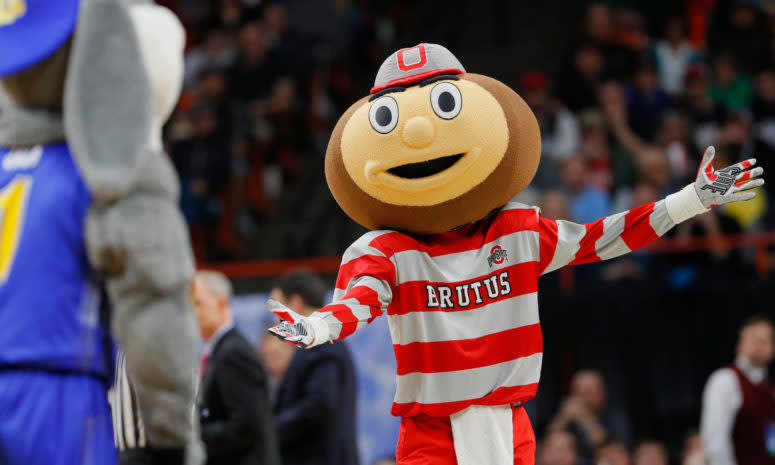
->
xmin=387 ymin=153 xmax=464 ymax=179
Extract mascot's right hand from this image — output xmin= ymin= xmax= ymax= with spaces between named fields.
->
xmin=267 ymin=300 xmax=317 ymax=348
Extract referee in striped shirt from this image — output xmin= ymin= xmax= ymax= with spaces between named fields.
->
xmin=109 ymin=352 xmax=201 ymax=464
xmin=109 ymin=352 xmax=147 ymax=451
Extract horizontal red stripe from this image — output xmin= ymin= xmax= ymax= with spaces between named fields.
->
xmin=569 ymin=218 xmax=604 ymax=265
xmin=325 ymin=303 xmax=359 ymax=340
xmin=620 ymin=202 xmax=658 ymax=251
xmin=539 ymin=217 xmax=558 ymax=274
xmin=388 ymin=261 xmax=539 ymax=315
xmin=369 ymin=208 xmax=539 ymax=258
xmin=391 ymin=382 xmax=539 ymax=417
xmin=336 ymin=254 xmax=395 ymax=289
xmin=393 ymin=323 xmax=542 ymax=375
xmin=345 ymin=285 xmax=383 ymax=310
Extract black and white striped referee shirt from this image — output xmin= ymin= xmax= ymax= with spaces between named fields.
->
xmin=109 ymin=352 xmax=147 ymax=450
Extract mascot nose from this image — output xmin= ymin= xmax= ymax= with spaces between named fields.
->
xmin=402 ymin=116 xmax=435 ymax=148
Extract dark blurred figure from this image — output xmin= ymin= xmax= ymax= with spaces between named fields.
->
xmin=626 ymin=63 xmax=672 ymax=141
xmin=751 ymin=68 xmax=775 ymax=227
xmin=171 ymin=102 xmax=232 ymax=227
xmin=556 ymin=43 xmax=606 ymax=113
xmin=596 ymin=439 xmax=632 ymax=465
xmin=682 ymin=64 xmax=721 ymax=151
xmin=632 ymin=441 xmax=668 ymax=465
xmin=228 ymin=22 xmax=276 ymax=101
xmin=701 ymin=315 xmax=775 ymax=465
xmin=193 ymin=271 xmax=281 ymax=465
xmin=271 ymin=270 xmax=360 ymax=465
xmin=582 ymin=3 xmax=645 ymax=79
xmin=548 ymin=370 xmax=633 ymax=465
xmin=707 ymin=0 xmax=771 ymax=75
xmin=538 ymin=431 xmax=581 ymax=465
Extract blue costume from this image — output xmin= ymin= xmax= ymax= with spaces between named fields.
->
xmin=0 ymin=143 xmax=115 ymax=464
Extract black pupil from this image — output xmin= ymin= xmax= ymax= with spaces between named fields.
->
xmin=375 ymin=106 xmax=392 ymax=127
xmin=438 ymin=91 xmax=455 ymax=112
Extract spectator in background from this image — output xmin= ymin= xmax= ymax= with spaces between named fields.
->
xmin=751 ymin=68 xmax=775 ymax=226
xmin=560 ymin=156 xmax=611 ymax=224
xmin=626 ymin=63 xmax=673 ymax=141
xmin=183 ymin=28 xmax=236 ymax=88
xmin=520 ymin=70 xmax=580 ymax=163
xmin=681 ymin=64 xmax=721 ymax=151
xmin=681 ymin=430 xmax=704 ymax=465
xmin=520 ymin=70 xmax=580 ymax=188
xmin=271 ymin=270 xmax=360 ymax=465
xmin=596 ymin=439 xmax=632 ymax=465
xmin=632 ymin=441 xmax=668 ymax=465
xmin=707 ymin=0 xmax=771 ymax=75
xmin=259 ymin=333 xmax=294 ymax=390
xmin=192 ymin=271 xmax=281 ymax=465
xmin=652 ymin=16 xmax=702 ymax=97
xmin=228 ymin=22 xmax=276 ymax=101
xmin=701 ymin=315 xmax=775 ymax=465
xmin=578 ymin=109 xmax=615 ymax=191
xmin=709 ymin=54 xmax=754 ymax=111
xmin=635 ymin=146 xmax=674 ymax=197
xmin=548 ymin=370 xmax=632 ymax=465
xmin=556 ymin=43 xmax=606 ymax=113
xmin=751 ymin=68 xmax=775 ymax=161
xmin=540 ymin=189 xmax=571 ymax=220
xmin=538 ymin=431 xmax=580 ymax=465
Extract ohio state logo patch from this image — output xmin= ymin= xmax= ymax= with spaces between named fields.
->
xmin=487 ymin=245 xmax=508 ymax=267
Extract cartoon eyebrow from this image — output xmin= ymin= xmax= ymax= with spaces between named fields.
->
xmin=369 ymin=86 xmax=407 ymax=101
xmin=419 ymin=74 xmax=460 ymax=87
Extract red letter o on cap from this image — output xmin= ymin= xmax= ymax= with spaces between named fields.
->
xmin=397 ymin=45 xmax=428 ymax=72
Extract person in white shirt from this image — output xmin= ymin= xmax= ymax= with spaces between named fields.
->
xmin=700 ymin=315 xmax=775 ymax=465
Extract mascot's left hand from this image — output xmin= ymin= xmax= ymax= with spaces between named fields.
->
xmin=692 ymin=146 xmax=764 ymax=208
xmin=267 ymin=300 xmax=318 ymax=348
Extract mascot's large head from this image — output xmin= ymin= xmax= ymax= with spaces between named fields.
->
xmin=325 ymin=43 xmax=541 ymax=234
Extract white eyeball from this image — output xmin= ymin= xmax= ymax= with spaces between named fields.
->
xmin=368 ymin=96 xmax=399 ymax=134
xmin=430 ymin=82 xmax=462 ymax=120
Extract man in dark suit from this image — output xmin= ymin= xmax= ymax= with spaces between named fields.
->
xmin=193 ymin=271 xmax=281 ymax=465
xmin=270 ymin=270 xmax=360 ymax=465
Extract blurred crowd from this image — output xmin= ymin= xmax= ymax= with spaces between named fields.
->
xmin=159 ymin=0 xmax=775 ymax=263
xmin=155 ymin=1 xmax=775 ymax=464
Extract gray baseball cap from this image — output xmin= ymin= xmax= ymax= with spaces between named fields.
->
xmin=371 ymin=43 xmax=465 ymax=94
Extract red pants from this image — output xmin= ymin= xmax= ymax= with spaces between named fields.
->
xmin=396 ymin=405 xmax=535 ymax=465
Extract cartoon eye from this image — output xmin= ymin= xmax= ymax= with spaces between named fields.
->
xmin=430 ymin=82 xmax=462 ymax=120
xmin=368 ymin=96 xmax=399 ymax=134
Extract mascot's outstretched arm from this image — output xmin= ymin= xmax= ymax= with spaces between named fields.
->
xmin=269 ymin=145 xmax=764 ymax=347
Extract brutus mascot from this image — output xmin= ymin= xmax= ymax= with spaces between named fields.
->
xmin=0 ymin=1 xmax=200 ymax=464
xmin=268 ymin=44 xmax=764 ymax=464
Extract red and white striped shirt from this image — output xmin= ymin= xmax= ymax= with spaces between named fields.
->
xmin=313 ymin=200 xmax=675 ymax=418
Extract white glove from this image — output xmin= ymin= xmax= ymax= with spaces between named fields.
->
xmin=694 ymin=146 xmax=764 ymax=207
xmin=666 ymin=146 xmax=765 ymax=223
xmin=266 ymin=300 xmax=325 ymax=348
